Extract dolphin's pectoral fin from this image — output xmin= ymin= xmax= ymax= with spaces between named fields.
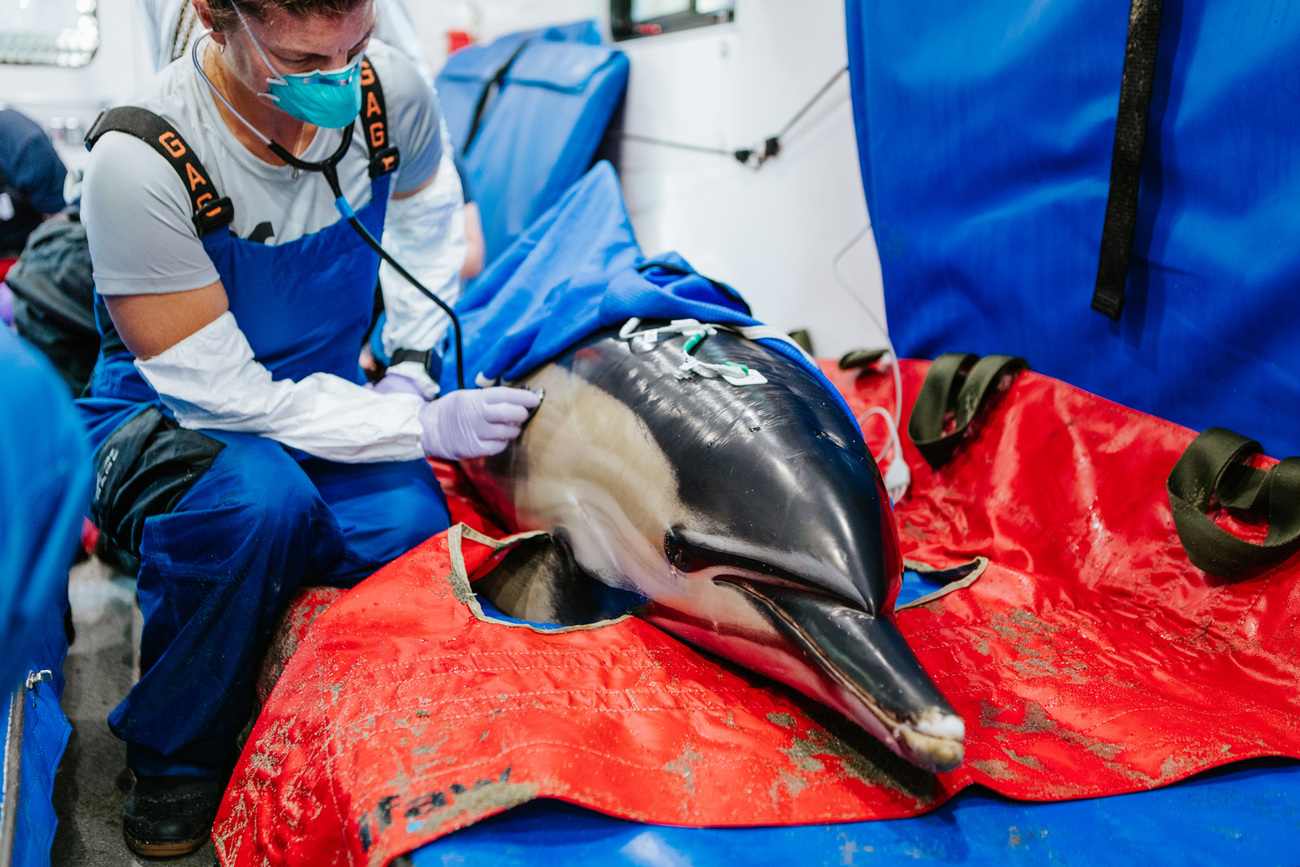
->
xmin=470 ymin=533 xmax=645 ymax=627
xmin=720 ymin=579 xmax=965 ymax=773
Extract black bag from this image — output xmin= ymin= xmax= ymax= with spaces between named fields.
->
xmin=6 ymin=216 xmax=98 ymax=396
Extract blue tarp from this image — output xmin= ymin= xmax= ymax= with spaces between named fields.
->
xmin=0 ymin=328 xmax=87 ymax=865
xmin=414 ymin=759 xmax=1300 ymax=867
xmin=845 ymin=1 xmax=1300 ymax=459
xmin=438 ymin=161 xmax=856 ymax=427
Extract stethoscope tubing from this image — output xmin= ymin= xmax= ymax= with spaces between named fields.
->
xmin=192 ymin=31 xmax=467 ymax=391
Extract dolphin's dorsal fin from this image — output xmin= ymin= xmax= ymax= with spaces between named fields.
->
xmin=471 ymin=533 xmax=643 ymax=627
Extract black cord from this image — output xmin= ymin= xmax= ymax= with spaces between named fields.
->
xmin=775 ymin=65 xmax=848 ymax=141
xmin=264 ymin=131 xmax=467 ymax=391
xmin=606 ymin=64 xmax=849 ymax=166
xmin=322 ymin=164 xmax=467 ymax=392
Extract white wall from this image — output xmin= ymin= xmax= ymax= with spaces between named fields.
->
xmin=408 ymin=0 xmax=890 ymax=356
xmin=403 ymin=0 xmax=608 ymax=73
xmin=615 ymin=1 xmax=888 ymax=356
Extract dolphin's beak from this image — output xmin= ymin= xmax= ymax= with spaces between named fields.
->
xmin=718 ymin=578 xmax=965 ymax=774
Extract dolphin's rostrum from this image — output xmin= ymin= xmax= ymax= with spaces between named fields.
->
xmin=461 ymin=324 xmax=964 ymax=773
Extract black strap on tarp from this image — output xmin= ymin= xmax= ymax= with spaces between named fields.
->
xmin=85 ymin=106 xmax=234 ymax=236
xmin=1167 ymin=427 xmax=1300 ymax=579
xmin=1091 ymin=0 xmax=1165 ymax=321
xmin=907 ymin=352 xmax=1028 ymax=468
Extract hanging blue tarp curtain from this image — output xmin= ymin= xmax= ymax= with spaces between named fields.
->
xmin=845 ymin=1 xmax=1300 ymax=457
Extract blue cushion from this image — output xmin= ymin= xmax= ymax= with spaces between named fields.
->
xmin=462 ymin=41 xmax=629 ymax=263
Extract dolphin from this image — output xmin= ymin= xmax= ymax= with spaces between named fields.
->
xmin=460 ymin=323 xmax=965 ymax=773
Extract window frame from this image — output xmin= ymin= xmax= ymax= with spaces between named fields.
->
xmin=0 ymin=0 xmax=100 ymax=68
xmin=610 ymin=0 xmax=735 ymax=42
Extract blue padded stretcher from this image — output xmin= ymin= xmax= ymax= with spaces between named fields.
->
xmin=436 ymin=26 xmax=628 ymax=264
xmin=435 ymin=22 xmax=603 ymax=157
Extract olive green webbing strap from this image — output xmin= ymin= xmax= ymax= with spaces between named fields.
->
xmin=907 ymin=353 xmax=1029 ymax=468
xmin=1167 ymin=427 xmax=1300 ymax=578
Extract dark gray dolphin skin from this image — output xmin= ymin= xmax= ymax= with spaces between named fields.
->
xmin=460 ymin=324 xmax=965 ymax=773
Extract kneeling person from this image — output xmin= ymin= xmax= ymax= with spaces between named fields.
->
xmin=77 ymin=0 xmax=537 ymax=857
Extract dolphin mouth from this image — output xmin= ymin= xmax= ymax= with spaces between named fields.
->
xmin=716 ymin=577 xmax=965 ymax=773
xmin=665 ymin=528 xmax=872 ymax=611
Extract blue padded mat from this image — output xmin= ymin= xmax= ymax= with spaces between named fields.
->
xmin=411 ymin=759 xmax=1300 ymax=867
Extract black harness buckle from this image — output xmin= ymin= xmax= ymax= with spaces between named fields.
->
xmin=369 ymin=146 xmax=401 ymax=180
xmin=192 ymin=196 xmax=234 ymax=236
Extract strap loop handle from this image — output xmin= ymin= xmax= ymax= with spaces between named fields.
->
xmin=907 ymin=353 xmax=1028 ymax=468
xmin=1167 ymin=427 xmax=1300 ymax=578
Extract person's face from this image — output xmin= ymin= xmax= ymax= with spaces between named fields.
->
xmin=210 ymin=0 xmax=376 ymax=99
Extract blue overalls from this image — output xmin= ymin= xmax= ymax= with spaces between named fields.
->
xmin=77 ymin=117 xmax=450 ymax=779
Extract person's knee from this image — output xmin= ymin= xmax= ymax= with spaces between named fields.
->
xmin=381 ymin=479 xmax=450 ymax=556
xmin=309 ymin=459 xmax=449 ymax=580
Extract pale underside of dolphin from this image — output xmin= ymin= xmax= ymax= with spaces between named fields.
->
xmin=460 ymin=324 xmax=965 ymax=773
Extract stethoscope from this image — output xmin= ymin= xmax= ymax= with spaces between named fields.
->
xmin=192 ymin=33 xmax=467 ymax=391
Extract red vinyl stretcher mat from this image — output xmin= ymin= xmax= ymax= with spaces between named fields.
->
xmin=214 ymin=361 xmax=1300 ymax=867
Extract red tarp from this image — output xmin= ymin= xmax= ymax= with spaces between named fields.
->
xmin=215 ymin=360 xmax=1300 ymax=867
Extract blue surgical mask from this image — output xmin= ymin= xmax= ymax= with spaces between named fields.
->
xmin=234 ymin=5 xmax=364 ymax=129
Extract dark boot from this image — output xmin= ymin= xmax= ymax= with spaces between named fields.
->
xmin=122 ymin=774 xmax=224 ymax=858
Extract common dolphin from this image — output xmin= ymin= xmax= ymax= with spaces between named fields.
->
xmin=460 ymin=323 xmax=965 ymax=773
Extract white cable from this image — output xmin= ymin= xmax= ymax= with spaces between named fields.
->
xmin=832 ymin=223 xmax=910 ymax=502
xmin=732 ymin=324 xmax=817 ymax=364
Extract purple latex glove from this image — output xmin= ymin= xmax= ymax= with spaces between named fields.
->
xmin=369 ymin=372 xmax=426 ymax=397
xmin=0 ymin=283 xmax=12 ymax=328
xmin=420 ymin=387 xmax=541 ymax=460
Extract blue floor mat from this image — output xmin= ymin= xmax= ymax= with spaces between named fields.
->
xmin=411 ymin=758 xmax=1300 ymax=866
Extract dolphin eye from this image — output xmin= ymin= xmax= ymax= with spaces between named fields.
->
xmin=664 ymin=533 xmax=694 ymax=571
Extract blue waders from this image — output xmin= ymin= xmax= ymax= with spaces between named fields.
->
xmin=77 ymin=136 xmax=449 ymax=779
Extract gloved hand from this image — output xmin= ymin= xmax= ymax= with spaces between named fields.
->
xmin=369 ymin=372 xmax=426 ymax=397
xmin=420 ymin=387 xmax=541 ymax=460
